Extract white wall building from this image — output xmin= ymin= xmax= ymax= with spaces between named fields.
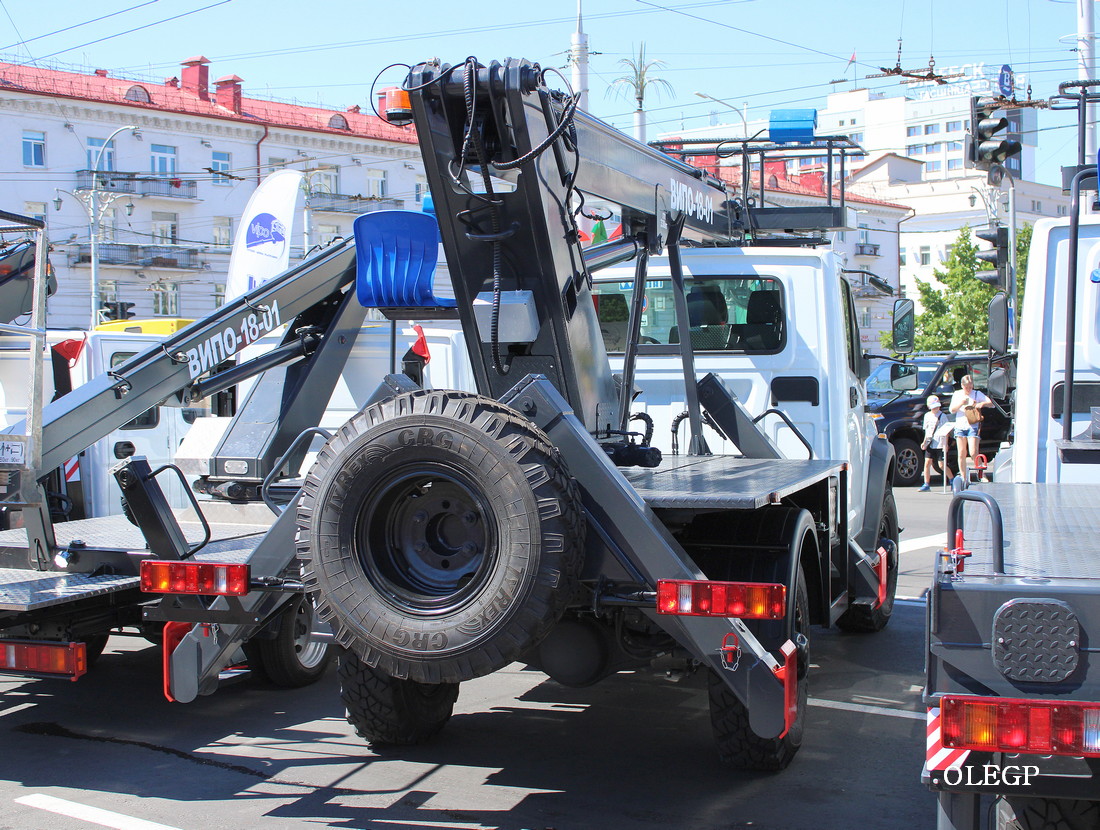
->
xmin=1 ymin=56 xmax=424 ymax=330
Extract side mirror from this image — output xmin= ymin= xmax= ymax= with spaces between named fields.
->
xmin=987 ymin=366 xmax=1009 ymax=400
xmin=890 ymin=362 xmax=920 ymax=392
xmin=988 ymin=292 xmax=1009 ymax=356
xmin=892 ymin=298 xmax=915 ymax=355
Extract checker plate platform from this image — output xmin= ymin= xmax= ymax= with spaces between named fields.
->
xmin=0 ymin=515 xmax=270 ymax=613
xmin=621 ymin=455 xmax=840 ymax=510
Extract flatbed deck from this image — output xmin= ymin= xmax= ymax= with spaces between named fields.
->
xmin=0 ymin=515 xmax=270 ymax=613
xmin=623 ymin=455 xmax=841 ymax=510
xmin=959 ymin=482 xmax=1100 ymax=579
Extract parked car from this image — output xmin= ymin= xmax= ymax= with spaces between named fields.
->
xmin=866 ymin=352 xmax=1014 ymax=486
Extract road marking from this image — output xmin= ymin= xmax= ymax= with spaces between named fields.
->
xmin=899 ymin=533 xmax=946 ymax=554
xmin=15 ymin=794 xmax=183 ymax=830
xmin=809 ymin=697 xmax=924 ymax=721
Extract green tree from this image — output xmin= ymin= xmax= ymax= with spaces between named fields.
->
xmin=1014 ymin=222 xmax=1032 ymax=335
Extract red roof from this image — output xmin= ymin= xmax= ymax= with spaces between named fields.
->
xmin=0 ymin=60 xmax=416 ymax=144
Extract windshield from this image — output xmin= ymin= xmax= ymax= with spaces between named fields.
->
xmin=865 ymin=361 xmax=937 ymax=398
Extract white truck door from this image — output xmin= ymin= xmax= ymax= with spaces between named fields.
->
xmin=90 ymin=335 xmax=185 ymax=515
xmin=839 ymin=277 xmax=869 ymax=530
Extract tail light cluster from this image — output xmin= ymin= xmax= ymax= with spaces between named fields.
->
xmin=656 ymin=579 xmax=786 ymax=620
xmin=0 ymin=640 xmax=87 ymax=680
xmin=941 ymin=695 xmax=1100 ymax=756
xmin=140 ymin=561 xmax=250 ymax=596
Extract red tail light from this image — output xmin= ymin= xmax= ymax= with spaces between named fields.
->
xmin=941 ymin=695 xmax=1100 ymax=757
xmin=140 ymin=561 xmax=250 ymax=596
xmin=0 ymin=640 xmax=87 ymax=680
xmin=656 ymin=579 xmax=786 ymax=619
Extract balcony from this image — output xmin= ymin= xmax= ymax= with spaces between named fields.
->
xmin=310 ymin=194 xmax=404 ymax=214
xmin=68 ymin=243 xmax=204 ymax=270
xmin=75 ymin=170 xmax=199 ymax=199
xmin=854 ymin=242 xmax=881 ymax=257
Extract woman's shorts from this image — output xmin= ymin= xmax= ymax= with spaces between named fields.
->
xmin=924 ymin=446 xmax=943 ymax=461
xmin=956 ymin=424 xmax=981 ymax=439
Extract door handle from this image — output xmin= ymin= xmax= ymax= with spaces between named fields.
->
xmin=849 ymin=387 xmax=859 ymax=409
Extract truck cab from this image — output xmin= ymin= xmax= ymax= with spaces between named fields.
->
xmin=595 ymin=245 xmax=886 ymax=545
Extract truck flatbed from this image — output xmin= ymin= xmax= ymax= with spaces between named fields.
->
xmin=623 ymin=455 xmax=841 ymax=510
xmin=958 ymin=482 xmax=1100 ymax=579
xmin=0 ymin=515 xmax=270 ymax=612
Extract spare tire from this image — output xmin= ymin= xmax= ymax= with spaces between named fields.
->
xmin=296 ymin=390 xmax=584 ymax=685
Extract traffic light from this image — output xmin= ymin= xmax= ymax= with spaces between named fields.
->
xmin=969 ymin=96 xmax=1022 ymax=171
xmin=100 ymin=301 xmax=136 ymax=320
xmin=974 ymin=225 xmax=1009 ymax=288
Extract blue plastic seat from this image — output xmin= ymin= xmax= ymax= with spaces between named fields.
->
xmin=353 ymin=210 xmax=457 ymax=316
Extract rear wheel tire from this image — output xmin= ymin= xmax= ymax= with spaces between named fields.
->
xmin=892 ymin=438 xmax=922 ymax=487
xmin=340 ymin=649 xmax=459 ymax=746
xmin=999 ymin=796 xmax=1100 ymax=830
xmin=83 ymin=635 xmax=109 ymax=668
xmin=836 ymin=490 xmax=900 ymax=633
xmin=710 ymin=563 xmax=810 ymax=771
xmin=245 ymin=595 xmax=332 ymax=688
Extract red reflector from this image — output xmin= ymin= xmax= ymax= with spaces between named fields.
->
xmin=772 ymin=639 xmax=798 ymax=739
xmin=941 ymin=695 xmax=1100 ymax=757
xmin=0 ymin=640 xmax=87 ymax=680
xmin=656 ymin=579 xmax=786 ymax=619
xmin=140 ymin=561 xmax=250 ymax=596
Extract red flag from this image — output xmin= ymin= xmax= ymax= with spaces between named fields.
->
xmin=846 ymin=51 xmax=856 ymax=70
xmin=411 ymin=324 xmax=430 ymax=363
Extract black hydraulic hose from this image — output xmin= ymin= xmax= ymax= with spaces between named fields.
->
xmin=671 ymin=411 xmax=689 ymax=456
xmin=629 ymin=411 xmax=654 ymax=446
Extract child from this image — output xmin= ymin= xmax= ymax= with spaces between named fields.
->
xmin=920 ymin=395 xmax=953 ymax=491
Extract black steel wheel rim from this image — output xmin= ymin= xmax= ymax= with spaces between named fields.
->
xmin=356 ymin=464 xmax=496 ymax=615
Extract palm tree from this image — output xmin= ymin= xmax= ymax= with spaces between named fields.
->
xmin=607 ymin=43 xmax=673 ymax=142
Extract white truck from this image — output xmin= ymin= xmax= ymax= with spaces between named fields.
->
xmin=924 ymin=81 xmax=1100 ymax=830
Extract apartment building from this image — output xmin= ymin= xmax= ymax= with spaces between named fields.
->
xmin=1 ymin=56 xmax=422 ymax=329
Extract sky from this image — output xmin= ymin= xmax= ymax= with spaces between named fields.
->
xmin=0 ymin=0 xmax=1093 ymax=185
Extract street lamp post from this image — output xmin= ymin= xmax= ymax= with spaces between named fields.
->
xmin=694 ymin=92 xmax=749 ymax=136
xmin=54 ymin=125 xmax=139 ymax=328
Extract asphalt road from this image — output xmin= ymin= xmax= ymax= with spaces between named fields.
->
xmin=0 ymin=484 xmax=951 ymax=830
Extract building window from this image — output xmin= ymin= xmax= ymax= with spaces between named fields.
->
xmin=97 ymin=207 xmax=120 ymax=242
xmin=316 ymin=223 xmax=341 ymax=245
xmin=23 ymin=131 xmax=45 ymax=167
xmin=24 ymin=202 xmax=46 ymax=227
xmin=151 ymin=144 xmax=177 ymax=177
xmin=415 ymin=175 xmax=428 ymax=204
xmin=1058 ymin=205 xmax=1069 ymax=216
xmin=1031 ymin=199 xmax=1042 ymax=212
xmin=267 ymin=157 xmax=286 ymax=172
xmin=924 ymin=123 xmax=940 ymax=135
xmin=211 ymin=151 xmax=231 ymax=185
xmin=849 ymin=132 xmax=864 ymax=144
xmin=906 ymin=126 xmax=921 ymax=137
xmin=944 ymin=244 xmax=955 ymax=262
xmin=948 ymin=158 xmax=964 ymax=170
xmin=98 ymin=279 xmax=120 ymax=308
xmin=899 ymin=248 xmax=906 ymax=266
xmin=328 ymin=114 xmax=349 ymax=130
xmin=946 ymin=120 xmax=963 ymax=132
xmin=151 ymin=211 xmax=179 ymax=244
xmin=87 ymin=138 xmax=116 ymax=171
xmin=860 ymin=309 xmax=872 ymax=328
xmin=214 ymin=283 xmax=226 ymax=307
xmin=925 ymin=160 xmax=942 ymax=172
xmin=925 ymin=142 xmax=942 ymax=154
xmin=311 ymin=165 xmax=339 ymax=195
xmin=152 ymin=282 xmax=180 ymax=316
xmin=947 ymin=141 xmax=963 ymax=152
xmin=919 ymin=246 xmax=931 ymax=266
xmin=365 ymin=168 xmax=387 ymax=198
xmin=124 ymin=85 xmax=151 ymax=103
xmin=835 ymin=230 xmax=847 ymax=243
xmin=907 ymin=144 xmax=923 ymax=155
xmin=212 ymin=216 xmax=232 ymax=247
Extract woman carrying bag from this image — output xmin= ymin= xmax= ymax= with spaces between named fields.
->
xmin=949 ymin=374 xmax=991 ymax=482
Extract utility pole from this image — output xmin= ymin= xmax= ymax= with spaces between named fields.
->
xmin=1078 ymin=0 xmax=1097 ymax=159
xmin=570 ymin=0 xmax=589 ymax=111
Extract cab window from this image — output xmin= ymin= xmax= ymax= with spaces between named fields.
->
xmin=592 ymin=276 xmax=785 ymax=353
xmin=111 ymin=352 xmax=159 ymax=429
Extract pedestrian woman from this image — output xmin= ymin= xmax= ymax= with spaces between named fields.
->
xmin=949 ymin=374 xmax=991 ymax=482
